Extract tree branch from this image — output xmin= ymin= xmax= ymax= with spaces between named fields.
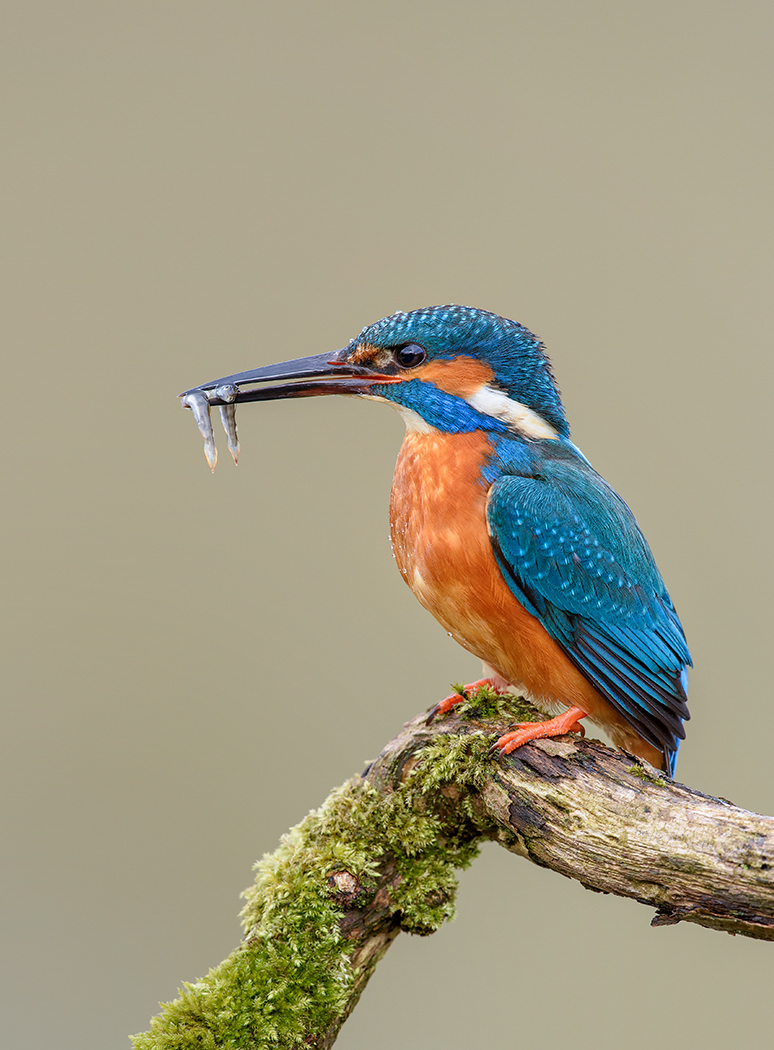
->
xmin=132 ymin=693 xmax=774 ymax=1049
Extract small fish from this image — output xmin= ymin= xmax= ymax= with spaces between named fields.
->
xmin=216 ymin=385 xmax=240 ymax=465
xmin=181 ymin=391 xmax=218 ymax=472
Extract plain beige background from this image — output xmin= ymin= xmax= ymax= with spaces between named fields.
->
xmin=3 ymin=2 xmax=773 ymax=1047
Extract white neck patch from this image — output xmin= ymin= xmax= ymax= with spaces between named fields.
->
xmin=466 ymin=385 xmax=558 ymax=440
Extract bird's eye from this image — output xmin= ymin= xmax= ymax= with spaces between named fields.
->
xmin=393 ymin=344 xmax=427 ymax=369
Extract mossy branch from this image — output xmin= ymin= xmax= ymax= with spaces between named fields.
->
xmin=133 ymin=691 xmax=774 ymax=1049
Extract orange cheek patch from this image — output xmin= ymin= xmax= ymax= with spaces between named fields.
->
xmin=415 ymin=357 xmax=495 ymax=397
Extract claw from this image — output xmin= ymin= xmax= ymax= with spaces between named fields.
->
xmin=489 ymin=706 xmax=587 ymax=759
xmin=426 ymin=677 xmax=500 ymax=725
xmin=181 ymin=392 xmax=218 ymax=472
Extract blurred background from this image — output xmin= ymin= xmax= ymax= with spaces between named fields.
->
xmin=3 ymin=2 xmax=773 ymax=1047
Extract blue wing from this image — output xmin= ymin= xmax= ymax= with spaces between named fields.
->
xmin=486 ymin=450 xmax=691 ymax=774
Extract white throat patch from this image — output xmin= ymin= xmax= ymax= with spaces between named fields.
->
xmin=360 ymin=392 xmax=436 ymax=434
xmin=397 ymin=406 xmax=435 ymax=434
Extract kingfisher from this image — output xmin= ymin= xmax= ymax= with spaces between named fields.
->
xmin=181 ymin=305 xmax=691 ymax=775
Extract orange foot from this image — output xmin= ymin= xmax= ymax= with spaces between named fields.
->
xmin=426 ymin=678 xmax=501 ymax=726
xmin=489 ymin=706 xmax=587 ymax=758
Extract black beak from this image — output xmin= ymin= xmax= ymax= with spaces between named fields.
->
xmin=179 ymin=349 xmax=384 ymax=405
xmin=179 ymin=348 xmax=395 ymax=471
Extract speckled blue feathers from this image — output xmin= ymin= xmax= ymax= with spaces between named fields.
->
xmin=486 ymin=437 xmax=690 ymax=775
xmin=355 ymin=305 xmax=570 ymax=437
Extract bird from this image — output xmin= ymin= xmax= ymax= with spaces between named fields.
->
xmin=181 ymin=305 xmax=691 ymax=775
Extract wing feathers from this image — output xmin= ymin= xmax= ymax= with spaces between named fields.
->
xmin=487 ymin=468 xmax=691 ymax=765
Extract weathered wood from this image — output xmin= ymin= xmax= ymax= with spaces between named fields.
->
xmin=133 ymin=695 xmax=774 ymax=1050
xmin=406 ymin=715 xmax=774 ymax=939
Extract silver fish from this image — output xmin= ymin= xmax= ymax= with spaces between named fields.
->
xmin=181 ymin=391 xmax=218 ymax=472
xmin=215 ymin=385 xmax=240 ymax=465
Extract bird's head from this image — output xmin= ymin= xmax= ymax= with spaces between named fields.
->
xmin=181 ymin=305 xmax=569 ymax=442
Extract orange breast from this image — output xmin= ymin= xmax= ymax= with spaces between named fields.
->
xmin=389 ymin=429 xmax=664 ymax=767
xmin=389 ymin=429 xmax=552 ymax=688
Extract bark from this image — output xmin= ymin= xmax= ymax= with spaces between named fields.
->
xmin=132 ymin=697 xmax=774 ymax=1050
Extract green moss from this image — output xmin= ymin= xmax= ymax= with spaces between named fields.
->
xmin=132 ymin=790 xmax=361 ymax=1049
xmin=132 ymin=721 xmax=498 ymax=1049
xmin=453 ymin=685 xmax=544 ymax=726
xmin=627 ymin=764 xmax=664 ymax=786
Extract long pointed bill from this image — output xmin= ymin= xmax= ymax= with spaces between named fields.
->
xmin=180 ymin=349 xmax=383 ymax=405
xmin=179 ymin=349 xmax=388 ymax=471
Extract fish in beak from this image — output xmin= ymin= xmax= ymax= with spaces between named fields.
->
xmin=179 ymin=349 xmax=385 ymax=471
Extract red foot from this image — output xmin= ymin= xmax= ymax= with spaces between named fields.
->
xmin=426 ymin=678 xmax=501 ymax=725
xmin=490 ymin=706 xmax=587 ymax=758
